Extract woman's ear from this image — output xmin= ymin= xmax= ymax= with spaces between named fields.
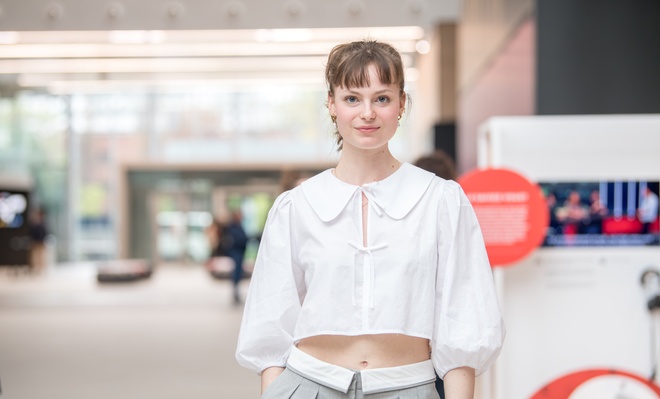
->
xmin=327 ymin=91 xmax=336 ymax=116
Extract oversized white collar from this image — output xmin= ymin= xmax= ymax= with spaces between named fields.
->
xmin=300 ymin=162 xmax=436 ymax=222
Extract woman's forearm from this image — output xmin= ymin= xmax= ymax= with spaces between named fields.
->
xmin=261 ymin=366 xmax=285 ymax=394
xmin=443 ymin=367 xmax=475 ymax=399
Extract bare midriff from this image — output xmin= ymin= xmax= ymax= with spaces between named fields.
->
xmin=296 ymin=334 xmax=431 ymax=370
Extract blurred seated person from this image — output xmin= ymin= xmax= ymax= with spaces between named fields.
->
xmin=584 ymin=190 xmax=609 ymax=234
xmin=555 ymin=191 xmax=589 ymax=235
xmin=544 ymin=192 xmax=562 ymax=238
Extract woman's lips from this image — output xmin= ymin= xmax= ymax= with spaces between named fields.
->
xmin=355 ymin=126 xmax=379 ymax=133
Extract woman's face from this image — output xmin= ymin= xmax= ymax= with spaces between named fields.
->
xmin=328 ymin=64 xmax=405 ymax=153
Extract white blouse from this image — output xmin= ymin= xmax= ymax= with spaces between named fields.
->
xmin=235 ymin=163 xmax=505 ymax=378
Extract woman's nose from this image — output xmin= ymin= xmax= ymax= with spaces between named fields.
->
xmin=360 ymin=104 xmax=376 ymax=120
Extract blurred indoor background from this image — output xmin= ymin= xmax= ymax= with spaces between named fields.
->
xmin=1 ymin=0 xmax=659 ymax=398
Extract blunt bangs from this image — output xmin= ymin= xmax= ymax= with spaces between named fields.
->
xmin=326 ymin=40 xmax=405 ymax=95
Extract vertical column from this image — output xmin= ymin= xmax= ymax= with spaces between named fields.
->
xmin=65 ymin=95 xmax=80 ymax=261
xmin=435 ymin=23 xmax=458 ymax=164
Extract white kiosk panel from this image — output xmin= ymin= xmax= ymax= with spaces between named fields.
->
xmin=477 ymin=115 xmax=660 ymax=399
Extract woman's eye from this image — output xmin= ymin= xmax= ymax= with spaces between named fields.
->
xmin=345 ymin=96 xmax=358 ymax=103
xmin=376 ymin=96 xmax=390 ymax=103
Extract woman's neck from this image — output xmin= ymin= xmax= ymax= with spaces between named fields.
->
xmin=334 ymin=147 xmax=401 ymax=186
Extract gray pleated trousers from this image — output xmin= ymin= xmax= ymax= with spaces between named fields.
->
xmin=261 ymin=368 xmax=440 ymax=399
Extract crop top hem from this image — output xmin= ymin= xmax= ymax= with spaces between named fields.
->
xmin=294 ymin=329 xmax=432 ymax=343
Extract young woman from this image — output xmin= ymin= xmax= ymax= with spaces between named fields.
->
xmin=236 ymin=39 xmax=504 ymax=399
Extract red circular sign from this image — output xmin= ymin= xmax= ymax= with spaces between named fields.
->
xmin=458 ymin=168 xmax=548 ymax=267
xmin=529 ymin=369 xmax=660 ymax=398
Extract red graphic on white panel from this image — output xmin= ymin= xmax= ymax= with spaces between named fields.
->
xmin=530 ymin=369 xmax=660 ymax=399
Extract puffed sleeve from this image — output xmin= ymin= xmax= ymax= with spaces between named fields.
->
xmin=235 ymin=191 xmax=302 ymax=374
xmin=432 ymin=180 xmax=505 ymax=378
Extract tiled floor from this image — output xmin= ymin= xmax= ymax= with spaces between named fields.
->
xmin=0 ymin=263 xmax=260 ymax=399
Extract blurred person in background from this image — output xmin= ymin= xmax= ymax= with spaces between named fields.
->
xmin=639 ymin=186 xmax=659 ymax=235
xmin=584 ymin=190 xmax=608 ymax=234
xmin=555 ymin=190 xmax=589 ymax=235
xmin=205 ymin=218 xmax=225 ymax=258
xmin=225 ymin=209 xmax=248 ymax=304
xmin=414 ymin=149 xmax=457 ymax=181
xmin=28 ymin=207 xmax=48 ymax=274
xmin=205 ymin=218 xmax=233 ymax=282
xmin=236 ymin=39 xmax=504 ymax=399
xmin=279 ymin=169 xmax=311 ymax=193
xmin=544 ymin=192 xmax=561 ymax=237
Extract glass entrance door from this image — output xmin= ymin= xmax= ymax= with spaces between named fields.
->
xmin=149 ymin=181 xmax=214 ymax=265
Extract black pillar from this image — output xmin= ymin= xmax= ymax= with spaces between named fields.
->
xmin=536 ymin=1 xmax=660 ymax=115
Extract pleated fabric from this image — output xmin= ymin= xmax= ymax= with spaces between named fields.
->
xmin=261 ymin=368 xmax=440 ymax=399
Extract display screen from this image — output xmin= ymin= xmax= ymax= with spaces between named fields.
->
xmin=0 ymin=190 xmax=28 ymax=229
xmin=540 ymin=181 xmax=660 ymax=247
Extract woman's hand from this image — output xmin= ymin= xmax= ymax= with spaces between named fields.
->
xmin=261 ymin=366 xmax=285 ymax=394
xmin=443 ymin=367 xmax=475 ymax=399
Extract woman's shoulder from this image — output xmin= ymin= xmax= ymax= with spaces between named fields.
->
xmin=421 ymin=173 xmax=468 ymax=212
xmin=269 ymin=190 xmax=294 ymax=215
xmin=271 ymin=169 xmax=332 ymax=211
xmin=417 ymin=166 xmax=460 ymax=196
